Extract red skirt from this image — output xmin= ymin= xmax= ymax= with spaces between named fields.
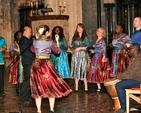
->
xmin=9 ymin=60 xmax=19 ymax=84
xmin=30 ymin=58 xmax=72 ymax=98
xmin=111 ymin=50 xmax=130 ymax=74
xmin=87 ymin=54 xmax=110 ymax=83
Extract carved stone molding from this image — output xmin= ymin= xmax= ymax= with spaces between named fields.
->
xmin=31 ymin=15 xmax=70 ymax=42
xmin=29 ymin=15 xmax=69 ymax=21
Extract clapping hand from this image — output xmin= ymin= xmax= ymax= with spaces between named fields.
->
xmin=102 ymin=56 xmax=107 ymax=62
xmin=89 ymin=49 xmax=95 ymax=53
xmin=126 ymin=43 xmax=131 ymax=48
xmin=109 ymin=43 xmax=113 ymax=48
xmin=68 ymin=42 xmax=73 ymax=48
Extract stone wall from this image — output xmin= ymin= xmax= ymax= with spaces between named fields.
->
xmin=0 ymin=0 xmax=83 ymax=49
xmin=0 ymin=0 xmax=26 ymax=49
xmin=82 ymin=0 xmax=107 ymax=43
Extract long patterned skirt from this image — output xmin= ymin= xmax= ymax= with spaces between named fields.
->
xmin=70 ymin=50 xmax=90 ymax=80
xmin=111 ymin=49 xmax=130 ymax=75
xmin=30 ymin=58 xmax=72 ymax=98
xmin=9 ymin=60 xmax=19 ymax=84
xmin=87 ymin=53 xmax=110 ymax=83
xmin=9 ymin=57 xmax=23 ymax=84
xmin=51 ymin=50 xmax=70 ymax=79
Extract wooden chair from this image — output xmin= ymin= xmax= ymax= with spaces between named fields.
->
xmin=125 ymin=85 xmax=141 ymax=113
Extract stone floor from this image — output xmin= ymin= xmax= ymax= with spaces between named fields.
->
xmin=0 ymin=70 xmax=140 ymax=113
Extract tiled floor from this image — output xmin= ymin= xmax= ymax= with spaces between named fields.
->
xmin=0 ymin=70 xmax=140 ymax=113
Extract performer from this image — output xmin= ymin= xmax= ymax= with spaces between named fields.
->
xmin=51 ymin=26 xmax=70 ymax=82
xmin=87 ymin=28 xmax=110 ymax=92
xmin=111 ymin=44 xmax=141 ymax=113
xmin=109 ymin=24 xmax=131 ymax=75
xmin=126 ymin=17 xmax=141 ymax=49
xmin=9 ymin=31 xmax=23 ymax=95
xmin=68 ymin=23 xmax=90 ymax=91
xmin=30 ymin=25 xmax=72 ymax=113
xmin=0 ymin=36 xmax=7 ymax=99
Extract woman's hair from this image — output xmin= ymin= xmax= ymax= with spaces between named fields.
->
xmin=52 ymin=26 xmax=64 ymax=41
xmin=36 ymin=25 xmax=50 ymax=37
xmin=14 ymin=31 xmax=21 ymax=41
xmin=96 ymin=28 xmax=106 ymax=38
xmin=72 ymin=23 xmax=87 ymax=41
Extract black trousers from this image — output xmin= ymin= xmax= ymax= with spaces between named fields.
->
xmin=0 ymin=65 xmax=4 ymax=94
xmin=20 ymin=64 xmax=31 ymax=102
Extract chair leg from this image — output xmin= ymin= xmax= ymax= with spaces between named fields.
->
xmin=126 ymin=90 xmax=130 ymax=113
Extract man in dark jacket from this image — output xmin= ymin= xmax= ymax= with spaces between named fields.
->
xmin=114 ymin=43 xmax=141 ymax=113
xmin=19 ymin=26 xmax=35 ymax=103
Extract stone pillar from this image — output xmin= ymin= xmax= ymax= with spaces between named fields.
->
xmin=97 ymin=0 xmax=101 ymax=28
xmin=104 ymin=3 xmax=115 ymax=46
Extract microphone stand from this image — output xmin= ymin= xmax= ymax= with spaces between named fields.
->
xmin=7 ymin=42 xmax=33 ymax=113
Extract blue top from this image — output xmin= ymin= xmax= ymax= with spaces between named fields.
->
xmin=71 ymin=36 xmax=90 ymax=47
xmin=0 ymin=36 xmax=7 ymax=65
xmin=131 ymin=29 xmax=141 ymax=45
xmin=112 ymin=33 xmax=131 ymax=50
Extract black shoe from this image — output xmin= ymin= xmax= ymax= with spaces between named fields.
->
xmin=49 ymin=111 xmax=54 ymax=113
xmin=84 ymin=90 xmax=88 ymax=92
xmin=74 ymin=89 xmax=78 ymax=92
xmin=116 ymin=108 xmax=126 ymax=113
xmin=16 ymin=92 xmax=19 ymax=96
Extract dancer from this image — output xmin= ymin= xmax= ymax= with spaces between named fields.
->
xmin=87 ymin=28 xmax=110 ymax=92
xmin=51 ymin=26 xmax=70 ymax=82
xmin=30 ymin=25 xmax=72 ymax=113
xmin=109 ymin=24 xmax=131 ymax=75
xmin=9 ymin=31 xmax=23 ymax=95
xmin=113 ymin=44 xmax=141 ymax=113
xmin=0 ymin=36 xmax=7 ymax=99
xmin=69 ymin=23 xmax=90 ymax=91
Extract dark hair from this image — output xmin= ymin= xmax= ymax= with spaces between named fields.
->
xmin=72 ymin=23 xmax=87 ymax=41
xmin=14 ymin=31 xmax=21 ymax=41
xmin=117 ymin=23 xmax=126 ymax=33
xmin=132 ymin=43 xmax=140 ymax=53
xmin=52 ymin=26 xmax=64 ymax=41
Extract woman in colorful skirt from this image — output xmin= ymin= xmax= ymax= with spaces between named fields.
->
xmin=68 ymin=23 xmax=90 ymax=92
xmin=30 ymin=25 xmax=72 ymax=113
xmin=109 ymin=24 xmax=131 ymax=75
xmin=51 ymin=26 xmax=70 ymax=82
xmin=87 ymin=28 xmax=110 ymax=92
xmin=9 ymin=31 xmax=23 ymax=95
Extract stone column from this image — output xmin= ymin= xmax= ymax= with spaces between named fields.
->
xmin=97 ymin=0 xmax=101 ymax=28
